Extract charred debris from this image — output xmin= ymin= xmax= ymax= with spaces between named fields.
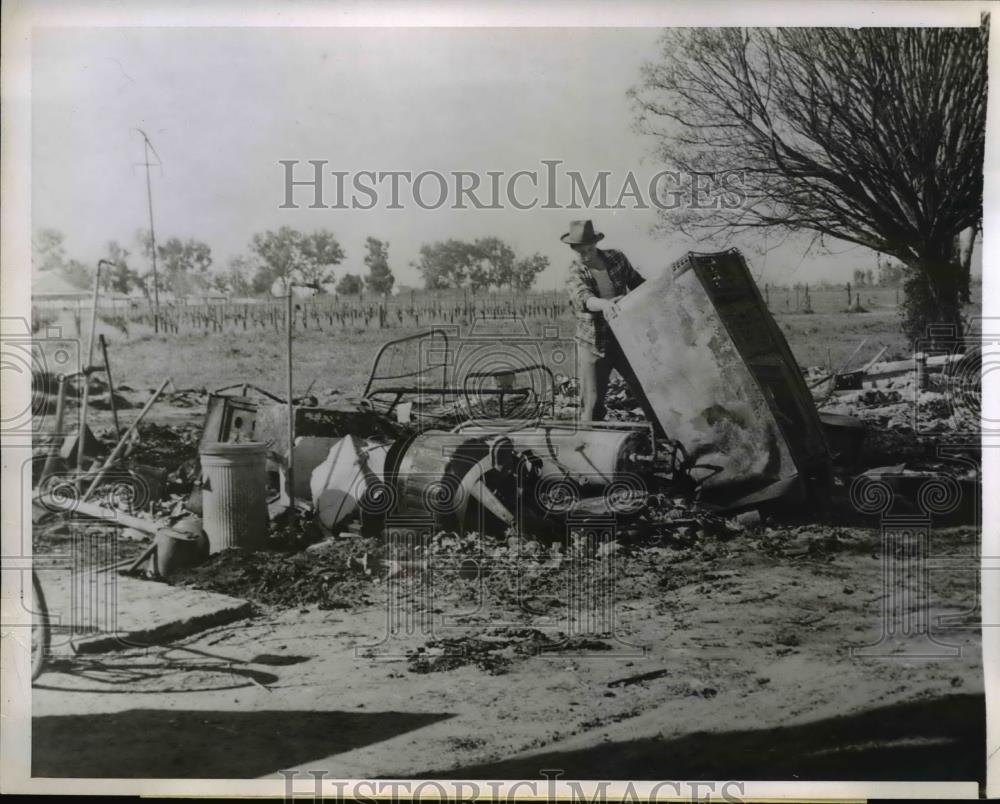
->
xmin=31 ymin=249 xmax=979 ymax=589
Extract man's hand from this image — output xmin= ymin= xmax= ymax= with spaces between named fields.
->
xmin=585 ymin=296 xmax=624 ymax=316
xmin=584 ymin=296 xmax=613 ymax=314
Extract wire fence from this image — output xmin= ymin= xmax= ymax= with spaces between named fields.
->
xmin=36 ymin=289 xmax=574 ymax=338
xmin=34 ymin=284 xmax=921 ymax=340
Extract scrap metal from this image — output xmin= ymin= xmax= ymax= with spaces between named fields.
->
xmin=193 ymin=248 xmax=848 ymax=532
xmin=608 ymin=249 xmax=832 ymax=509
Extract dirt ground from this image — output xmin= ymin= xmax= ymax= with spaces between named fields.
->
xmin=29 ymin=305 xmax=986 ymax=786
xmin=32 ymin=511 xmax=984 ymax=782
xmin=31 ymin=411 xmax=984 ymax=786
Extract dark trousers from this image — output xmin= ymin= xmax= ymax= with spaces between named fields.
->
xmin=577 ymin=336 xmax=644 ymax=422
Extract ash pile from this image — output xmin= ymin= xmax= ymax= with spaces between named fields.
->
xmin=30 ymin=249 xmax=979 ymax=611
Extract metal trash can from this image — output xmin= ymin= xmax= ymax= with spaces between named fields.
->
xmin=199 ymin=442 xmax=269 ymax=553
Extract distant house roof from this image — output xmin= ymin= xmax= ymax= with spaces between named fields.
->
xmin=31 ymin=271 xmax=90 ymax=299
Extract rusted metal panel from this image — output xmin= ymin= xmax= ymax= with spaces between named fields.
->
xmin=608 ymin=249 xmax=830 ymax=500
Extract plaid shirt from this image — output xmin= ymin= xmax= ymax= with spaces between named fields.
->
xmin=566 ymin=248 xmax=645 ymax=355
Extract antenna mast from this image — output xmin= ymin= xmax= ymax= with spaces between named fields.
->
xmin=135 ymin=129 xmax=162 ymax=333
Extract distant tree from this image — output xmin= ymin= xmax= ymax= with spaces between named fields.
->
xmin=297 ymin=230 xmax=345 ymax=290
xmin=632 ymin=23 xmax=988 ymax=342
xmin=31 ymin=227 xmax=93 ymax=289
xmin=466 ymin=258 xmax=492 ymax=294
xmin=511 ymin=253 xmax=549 ymax=292
xmin=32 ymin=228 xmax=67 ymax=273
xmin=210 ymin=273 xmax=229 ymax=295
xmin=415 ymin=239 xmax=478 ymax=290
xmin=133 ymin=229 xmax=157 ymax=299
xmin=363 ymin=237 xmax=395 ymax=295
xmin=156 ymin=237 xmax=214 ymax=297
xmin=336 ymin=273 xmax=364 ymax=296
xmin=60 ymin=259 xmax=93 ymax=290
xmin=211 ymin=255 xmax=255 ymax=296
xmin=134 ymin=229 xmax=182 ymax=300
xmin=416 ymin=237 xmax=546 ymax=292
xmin=101 ymin=241 xmax=140 ymax=295
xmin=249 ymin=227 xmax=344 ymax=294
xmin=250 ymin=227 xmax=303 ymax=294
xmin=878 ymin=259 xmax=906 ymax=287
xmin=472 ymin=237 xmax=516 ymax=291
xmin=852 ymin=269 xmax=867 ymax=288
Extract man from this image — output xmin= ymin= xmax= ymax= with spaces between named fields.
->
xmin=563 ymin=220 xmax=646 ymax=421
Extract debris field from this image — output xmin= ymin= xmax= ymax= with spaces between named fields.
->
xmin=29 ymin=248 xmax=983 ymax=780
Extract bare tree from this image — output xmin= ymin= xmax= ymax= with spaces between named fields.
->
xmin=631 ymin=22 xmax=987 ymax=341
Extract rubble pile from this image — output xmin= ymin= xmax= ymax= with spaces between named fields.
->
xmin=29 ymin=248 xmax=981 ymax=639
xmin=172 ymin=534 xmax=379 ymax=610
xmin=815 ymin=360 xmax=978 ymax=467
xmin=819 ymin=374 xmax=974 ymax=434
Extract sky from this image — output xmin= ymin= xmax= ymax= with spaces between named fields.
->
xmin=31 ymin=26 xmax=977 ymax=291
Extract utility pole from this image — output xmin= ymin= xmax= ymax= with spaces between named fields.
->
xmin=282 ymin=281 xmax=321 ymax=520
xmin=134 ymin=129 xmax=161 ymax=333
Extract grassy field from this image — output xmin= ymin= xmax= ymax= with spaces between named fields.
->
xmin=34 ymin=287 xmax=981 ymax=405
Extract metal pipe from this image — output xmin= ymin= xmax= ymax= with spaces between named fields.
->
xmin=87 ymin=261 xmax=106 ymax=370
xmin=286 ymin=289 xmax=295 ymax=509
xmin=136 ymin=130 xmax=161 ymax=333
xmin=75 ymin=260 xmax=109 ymax=490
xmin=280 ymin=281 xmax=321 ymax=511
xmin=99 ymin=334 xmax=121 ymax=439
xmin=76 ymin=374 xmax=90 ymax=491
xmin=213 ymin=383 xmax=284 ymax=403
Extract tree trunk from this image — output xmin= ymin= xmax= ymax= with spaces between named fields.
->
xmin=954 ymin=223 xmax=978 ymax=305
xmin=901 ymin=242 xmax=968 ymax=349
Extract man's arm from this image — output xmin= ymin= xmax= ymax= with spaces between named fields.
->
xmin=567 ymin=262 xmax=612 ymax=313
xmin=622 ymin=252 xmax=645 ymax=291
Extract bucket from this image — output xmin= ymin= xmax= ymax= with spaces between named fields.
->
xmin=199 ymin=442 xmax=269 ymax=553
xmin=149 ymin=518 xmax=210 ymax=577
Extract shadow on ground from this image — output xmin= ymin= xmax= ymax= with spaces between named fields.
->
xmin=426 ymin=693 xmax=985 ymax=783
xmin=33 ymin=709 xmax=452 ymax=778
